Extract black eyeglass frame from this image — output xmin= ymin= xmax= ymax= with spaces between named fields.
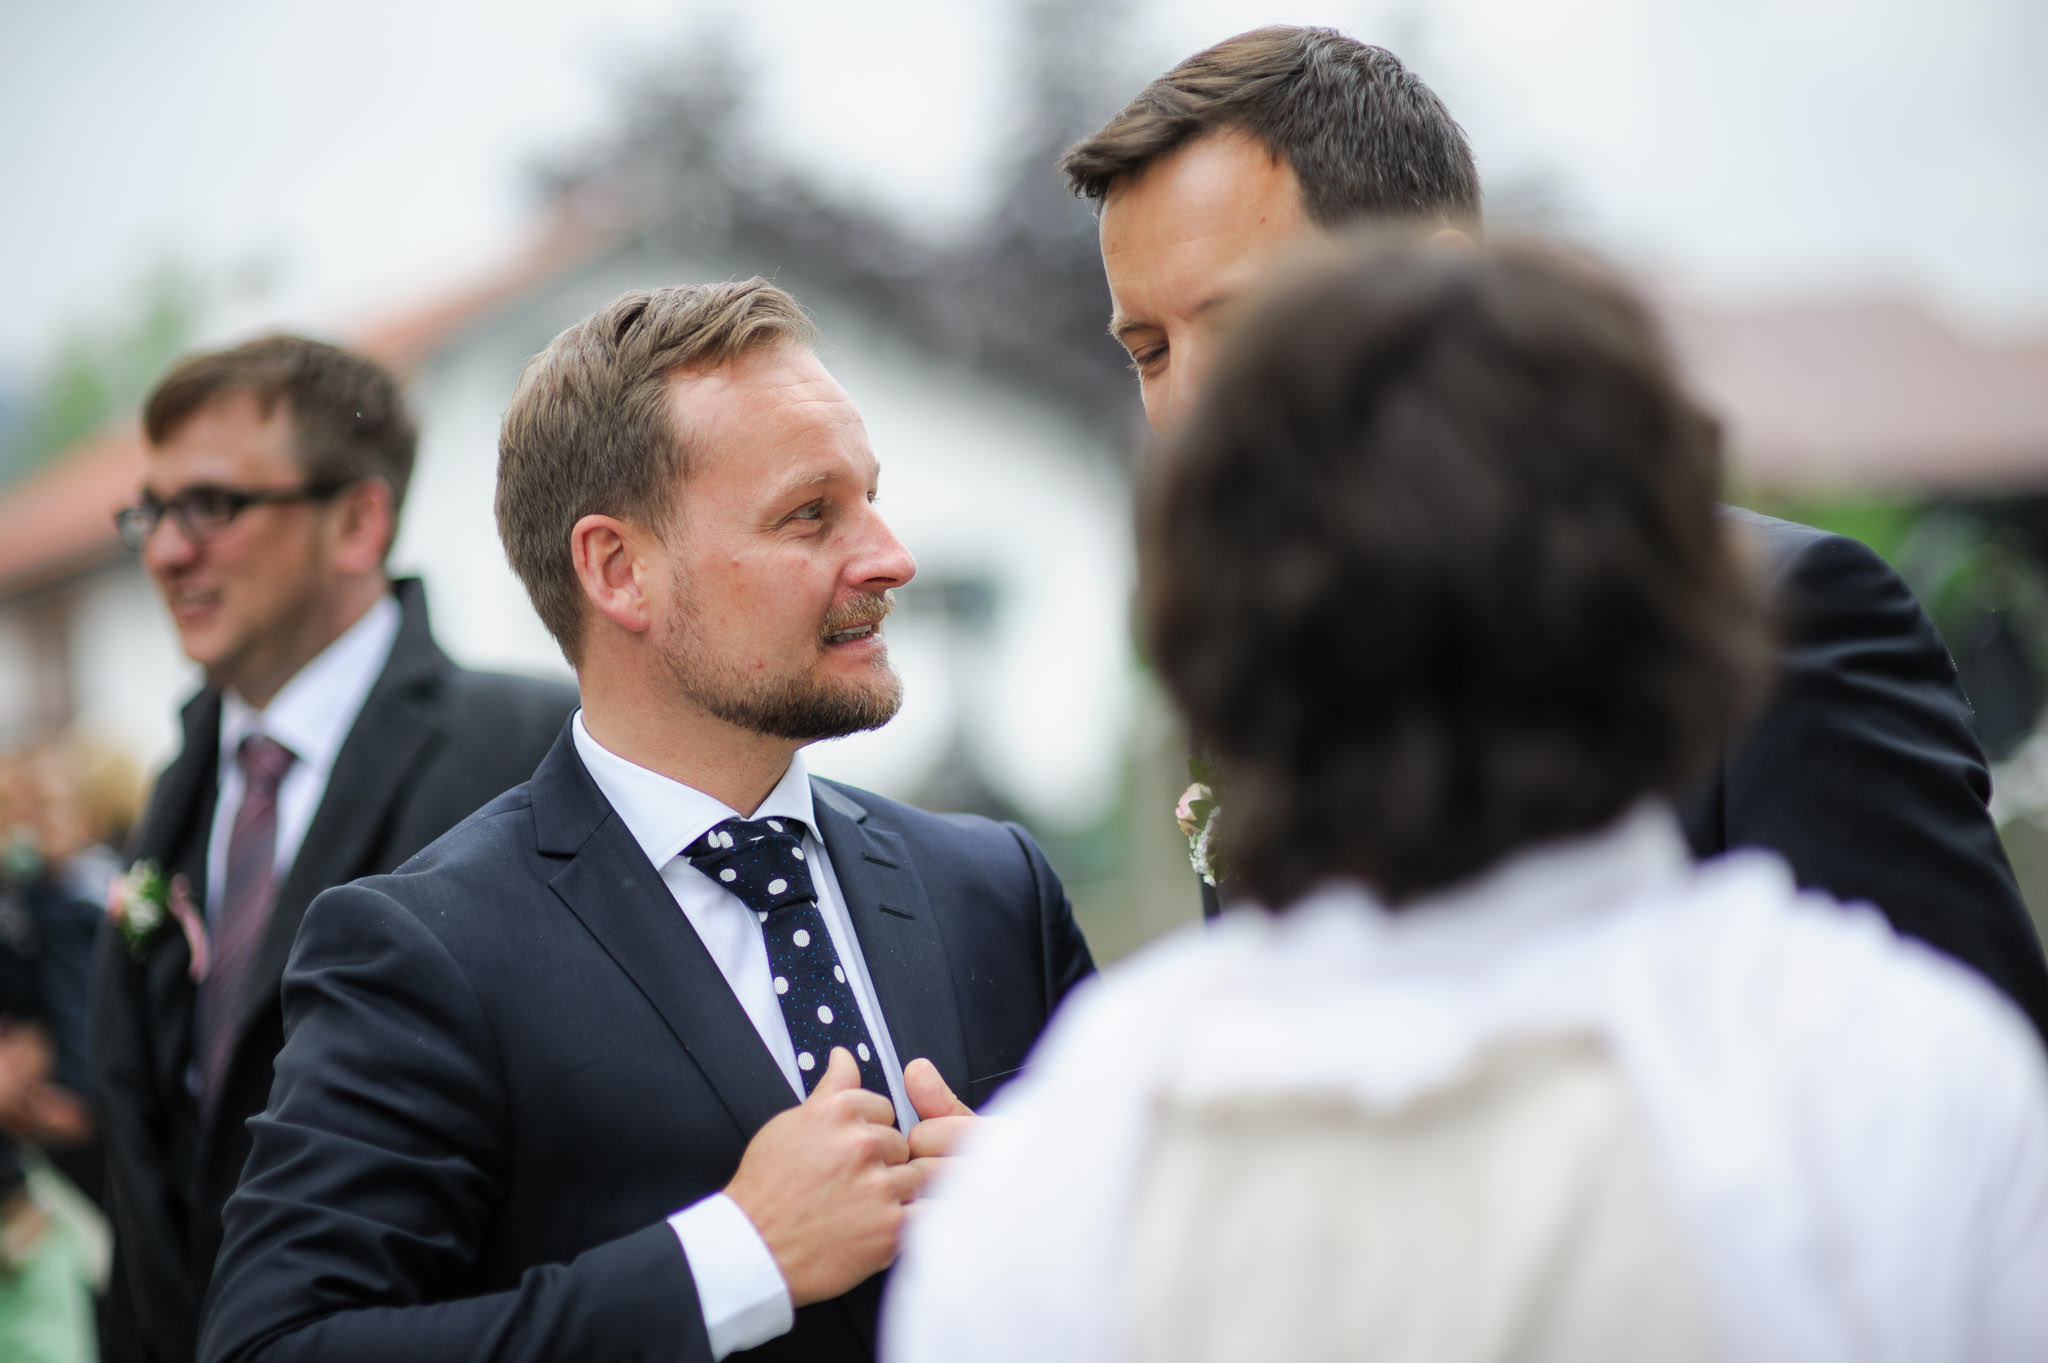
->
xmin=113 ymin=480 xmax=352 ymax=552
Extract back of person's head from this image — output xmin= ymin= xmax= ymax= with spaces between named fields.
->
xmin=1061 ymin=26 xmax=1479 ymax=229
xmin=1139 ymin=236 xmax=1770 ymax=908
xmin=495 ymin=278 xmax=818 ymax=665
xmin=144 ymin=335 xmax=418 ymax=539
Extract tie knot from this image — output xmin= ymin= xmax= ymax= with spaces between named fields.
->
xmin=238 ymin=734 xmax=295 ymax=794
xmin=684 ymin=816 xmax=816 ymax=913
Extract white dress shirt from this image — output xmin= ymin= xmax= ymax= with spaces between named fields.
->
xmin=205 ymin=593 xmax=400 ymax=920
xmin=884 ymin=803 xmax=2048 ymax=1363
xmin=571 ymin=713 xmax=916 ymax=1359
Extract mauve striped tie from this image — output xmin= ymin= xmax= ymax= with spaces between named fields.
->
xmin=198 ymin=733 xmax=294 ymax=1115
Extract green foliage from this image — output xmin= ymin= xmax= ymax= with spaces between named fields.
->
xmin=1738 ymin=489 xmax=1924 ymax=566
xmin=0 ymin=259 xmax=205 ymax=488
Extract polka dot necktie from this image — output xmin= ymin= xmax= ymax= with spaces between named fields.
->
xmin=683 ymin=816 xmax=893 ymax=1105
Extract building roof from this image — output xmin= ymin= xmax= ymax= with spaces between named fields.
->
xmin=1659 ymin=292 xmax=2048 ymax=493
xmin=0 ymin=202 xmax=616 ymax=602
xmin=0 ymin=429 xmax=144 ymax=598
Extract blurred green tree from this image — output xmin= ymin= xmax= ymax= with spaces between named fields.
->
xmin=0 ymin=259 xmax=205 ymax=488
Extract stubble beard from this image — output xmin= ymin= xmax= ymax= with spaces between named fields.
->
xmin=662 ymin=592 xmax=905 ymax=742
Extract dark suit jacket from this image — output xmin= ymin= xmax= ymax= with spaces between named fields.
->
xmin=91 ymin=579 xmax=578 ymax=1363
xmin=1198 ymin=510 xmax=2048 ymax=1049
xmin=198 ymin=729 xmax=1094 ymax=1363
xmin=1678 ymin=510 xmax=2048 ymax=1046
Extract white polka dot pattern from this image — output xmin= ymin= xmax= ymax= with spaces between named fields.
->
xmin=684 ymin=815 xmax=893 ymax=1106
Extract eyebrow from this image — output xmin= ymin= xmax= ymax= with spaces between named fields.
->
xmin=1107 ymin=292 xmax=1238 ymax=345
xmin=767 ymin=466 xmax=879 ymax=500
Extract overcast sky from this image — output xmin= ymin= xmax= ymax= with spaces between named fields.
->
xmin=4 ymin=0 xmax=2043 ymax=382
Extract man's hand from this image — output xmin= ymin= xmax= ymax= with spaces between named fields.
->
xmin=904 ymin=1058 xmax=978 ymax=1168
xmin=725 ymin=1047 xmax=917 ymax=1306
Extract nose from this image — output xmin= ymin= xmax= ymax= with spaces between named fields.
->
xmin=139 ymin=507 xmax=201 ymax=576
xmin=855 ymin=506 xmax=916 ymax=592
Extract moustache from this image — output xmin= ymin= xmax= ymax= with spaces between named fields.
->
xmin=820 ymin=591 xmax=896 ymax=639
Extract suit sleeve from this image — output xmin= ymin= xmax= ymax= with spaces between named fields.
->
xmin=200 ymin=883 xmax=713 ymax=1363
xmin=1716 ymin=531 xmax=2048 ymax=1048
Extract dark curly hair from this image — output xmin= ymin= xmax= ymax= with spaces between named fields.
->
xmin=1139 ymin=237 xmax=1771 ymax=908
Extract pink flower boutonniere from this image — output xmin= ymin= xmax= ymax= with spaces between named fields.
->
xmin=107 ymin=861 xmax=209 ymax=981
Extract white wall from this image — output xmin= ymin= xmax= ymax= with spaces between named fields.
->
xmin=68 ymin=561 xmax=194 ymax=773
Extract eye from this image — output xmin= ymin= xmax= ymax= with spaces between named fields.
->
xmin=788 ymin=501 xmax=825 ymax=523
xmin=182 ymin=487 xmax=240 ymax=527
xmin=1126 ymin=343 xmax=1166 ymax=376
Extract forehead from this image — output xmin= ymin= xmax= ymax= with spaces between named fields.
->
xmin=665 ymin=343 xmax=875 ymax=488
xmin=1100 ymin=130 xmax=1312 ymax=316
xmin=144 ymin=390 xmax=300 ymax=484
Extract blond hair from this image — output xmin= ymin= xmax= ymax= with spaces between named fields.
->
xmin=496 ymin=279 xmax=818 ymax=663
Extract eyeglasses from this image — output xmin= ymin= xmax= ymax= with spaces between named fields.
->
xmin=114 ymin=481 xmax=349 ymax=552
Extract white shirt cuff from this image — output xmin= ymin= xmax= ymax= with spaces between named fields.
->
xmin=668 ymin=1193 xmax=794 ymax=1360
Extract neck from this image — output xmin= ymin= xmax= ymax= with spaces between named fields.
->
xmin=230 ymin=572 xmax=390 ymax=710
xmin=577 ymin=670 xmax=802 ymax=816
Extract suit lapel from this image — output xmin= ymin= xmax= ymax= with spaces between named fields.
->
xmin=535 ymin=736 xmax=798 ymax=1140
xmin=135 ymin=690 xmax=220 ymax=1103
xmin=811 ymin=780 xmax=970 ymax=1098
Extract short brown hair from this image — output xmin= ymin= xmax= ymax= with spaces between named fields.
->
xmin=496 ymin=279 xmax=818 ymax=663
xmin=144 ymin=334 xmax=418 ymax=533
xmin=1140 ymin=237 xmax=1770 ymax=909
xmin=1061 ymin=26 xmax=1479 ymax=229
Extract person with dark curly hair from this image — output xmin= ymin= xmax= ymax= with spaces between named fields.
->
xmin=885 ymin=239 xmax=2048 ymax=1362
xmin=1056 ymin=24 xmax=2048 ymax=1051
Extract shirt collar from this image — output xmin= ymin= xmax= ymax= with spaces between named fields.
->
xmin=219 ymin=592 xmax=402 ymax=777
xmin=570 ymin=711 xmax=818 ymax=869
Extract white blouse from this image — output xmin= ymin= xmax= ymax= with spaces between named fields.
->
xmin=884 ymin=804 xmax=2048 ymax=1362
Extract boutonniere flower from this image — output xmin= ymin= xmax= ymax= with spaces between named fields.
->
xmin=1174 ymin=758 xmax=1226 ymax=888
xmin=106 ymin=861 xmax=209 ymax=981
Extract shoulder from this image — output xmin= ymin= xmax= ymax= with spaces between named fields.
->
xmin=404 ymin=666 xmax=576 ymax=804
xmin=309 ymin=782 xmax=546 ymax=944
xmin=435 ymin=665 xmax=579 ymax=730
xmin=1660 ymin=856 xmax=2044 ymax=1115
xmin=1721 ymin=506 xmax=1909 ymax=608
xmin=814 ymin=778 xmax=1048 ymax=865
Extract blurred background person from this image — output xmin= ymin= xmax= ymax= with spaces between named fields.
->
xmin=1060 ymin=24 xmax=2048 ymax=1047
xmin=884 ymin=238 xmax=2048 ymax=1362
xmin=90 ymin=337 xmax=575 ymax=1363
xmin=0 ymin=733 xmax=136 ymax=1363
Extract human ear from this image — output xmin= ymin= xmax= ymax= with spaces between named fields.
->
xmin=328 ymin=479 xmax=396 ymax=574
xmin=569 ymin=514 xmax=656 ymax=636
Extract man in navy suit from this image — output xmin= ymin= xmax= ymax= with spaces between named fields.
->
xmin=200 ymin=280 xmax=1094 ymax=1363
xmin=1060 ymin=25 xmax=2048 ymax=1047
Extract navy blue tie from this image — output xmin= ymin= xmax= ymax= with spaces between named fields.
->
xmin=684 ymin=816 xmax=893 ymax=1104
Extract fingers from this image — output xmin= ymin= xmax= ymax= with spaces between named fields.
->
xmin=903 ymin=1057 xmax=972 ymax=1121
xmin=808 ymin=1046 xmax=862 ymax=1098
xmin=907 ymin=1112 xmax=976 ymax=1161
xmin=805 ymin=1048 xmax=897 ymax=1133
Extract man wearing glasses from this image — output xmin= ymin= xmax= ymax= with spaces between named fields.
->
xmin=91 ymin=335 xmax=575 ymax=1363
